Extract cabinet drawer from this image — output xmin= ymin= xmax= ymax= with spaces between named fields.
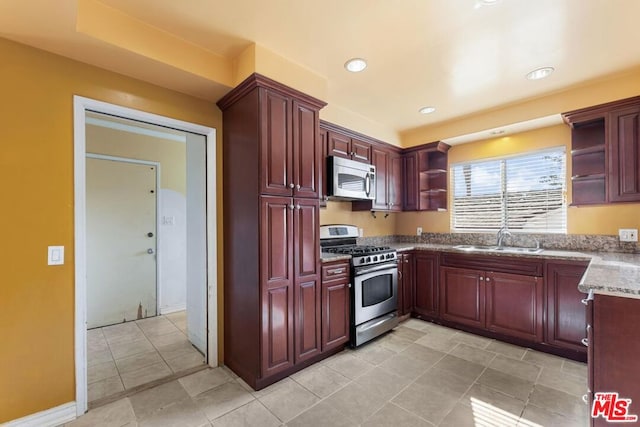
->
xmin=322 ymin=262 xmax=350 ymax=282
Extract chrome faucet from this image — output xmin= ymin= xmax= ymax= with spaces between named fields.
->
xmin=496 ymin=226 xmax=512 ymax=247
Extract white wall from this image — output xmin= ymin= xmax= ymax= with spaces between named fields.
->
xmin=159 ymin=189 xmax=187 ymax=313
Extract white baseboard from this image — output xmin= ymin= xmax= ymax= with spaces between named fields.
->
xmin=3 ymin=402 xmax=76 ymax=427
xmin=159 ymin=304 xmax=186 ymax=315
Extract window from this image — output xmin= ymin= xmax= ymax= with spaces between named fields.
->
xmin=451 ymin=147 xmax=566 ymax=233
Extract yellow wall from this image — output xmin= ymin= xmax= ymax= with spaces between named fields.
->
xmin=319 ymin=202 xmax=397 ymax=237
xmin=395 ymin=125 xmax=640 ymax=235
xmin=0 ymin=37 xmax=222 ymax=423
xmin=86 ymin=123 xmax=186 ymax=195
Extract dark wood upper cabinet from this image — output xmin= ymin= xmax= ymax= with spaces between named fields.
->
xmin=326 ymin=131 xmax=371 ymax=164
xmin=413 ymin=252 xmax=439 ymax=319
xmin=352 ymin=146 xmax=403 ymax=212
xmin=403 ymin=141 xmax=450 ymax=211
xmin=261 ymin=89 xmax=292 ymax=197
xmin=389 ymin=152 xmax=404 ymax=211
xmin=545 ymin=261 xmax=589 ymax=355
xmin=292 ymin=99 xmax=321 ymax=199
xmin=318 ymin=127 xmax=328 ymax=206
xmin=609 ymin=105 xmax=640 ymax=202
xmin=563 ymin=95 xmax=640 ymax=205
xmin=372 ymin=147 xmax=390 ymax=210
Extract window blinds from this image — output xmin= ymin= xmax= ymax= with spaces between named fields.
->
xmin=451 ymin=147 xmax=566 ymax=233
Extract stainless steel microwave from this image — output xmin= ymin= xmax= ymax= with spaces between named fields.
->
xmin=326 ymin=156 xmax=376 ymax=201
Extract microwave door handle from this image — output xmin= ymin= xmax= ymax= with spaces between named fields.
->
xmin=365 ymin=173 xmax=371 ymax=197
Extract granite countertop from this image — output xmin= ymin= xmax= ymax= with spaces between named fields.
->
xmin=321 ymin=242 xmax=640 ymax=299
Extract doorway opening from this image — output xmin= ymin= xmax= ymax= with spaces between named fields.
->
xmin=74 ymin=97 xmax=217 ymax=416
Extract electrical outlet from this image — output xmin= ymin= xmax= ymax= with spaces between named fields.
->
xmin=619 ymin=228 xmax=638 ymax=242
xmin=417 ymin=227 xmax=423 ymax=236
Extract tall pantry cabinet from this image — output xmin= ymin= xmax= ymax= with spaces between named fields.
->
xmin=217 ymin=74 xmax=327 ymax=389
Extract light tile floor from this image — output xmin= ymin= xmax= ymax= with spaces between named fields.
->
xmin=87 ymin=311 xmax=205 ymax=403
xmin=72 ymin=318 xmax=589 ymax=426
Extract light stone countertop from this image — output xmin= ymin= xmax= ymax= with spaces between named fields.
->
xmin=321 ymin=242 xmax=640 ymax=299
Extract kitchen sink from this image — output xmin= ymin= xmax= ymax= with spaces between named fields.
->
xmin=453 ymin=245 xmax=543 ymax=254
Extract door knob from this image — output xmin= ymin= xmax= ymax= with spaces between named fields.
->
xmin=147 ymin=248 xmax=154 ymax=254
xmin=147 ymin=232 xmax=154 ymax=237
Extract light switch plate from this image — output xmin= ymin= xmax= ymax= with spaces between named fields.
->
xmin=417 ymin=227 xmax=423 ymax=236
xmin=48 ymin=246 xmax=64 ymax=265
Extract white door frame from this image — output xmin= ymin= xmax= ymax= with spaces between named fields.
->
xmin=73 ymin=96 xmax=218 ymax=416
xmin=86 ymin=154 xmax=162 ymax=320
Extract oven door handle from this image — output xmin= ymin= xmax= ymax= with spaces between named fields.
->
xmin=355 ymin=263 xmax=397 ymax=276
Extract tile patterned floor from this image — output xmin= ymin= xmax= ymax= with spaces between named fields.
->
xmin=72 ymin=318 xmax=589 ymax=426
xmin=87 ymin=311 xmax=206 ymax=403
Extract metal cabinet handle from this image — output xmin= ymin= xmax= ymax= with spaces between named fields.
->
xmin=479 ymin=276 xmax=485 ymax=281
xmin=581 ymin=298 xmax=589 ymax=306
xmin=295 ymin=204 xmax=301 ymax=210
xmin=348 ymin=283 xmax=352 ymax=288
xmin=289 ymin=204 xmax=295 ymax=210
xmin=296 ymin=184 xmax=301 ymax=190
xmin=581 ymin=338 xmax=589 ymax=347
xmin=289 ymin=183 xmax=295 ymax=189
xmin=329 ymin=268 xmax=345 ymax=274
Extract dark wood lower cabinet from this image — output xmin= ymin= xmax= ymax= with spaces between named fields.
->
xmin=413 ymin=252 xmax=438 ymax=319
xmin=545 ymin=261 xmax=590 ymax=354
xmin=321 ymin=261 xmax=350 ymax=351
xmin=485 ymin=271 xmax=543 ymax=342
xmin=398 ymin=253 xmax=414 ymax=315
xmin=295 ymin=279 xmax=321 ymax=363
xmin=439 ymin=266 xmax=485 ymax=329
xmin=590 ymin=294 xmax=640 ymax=426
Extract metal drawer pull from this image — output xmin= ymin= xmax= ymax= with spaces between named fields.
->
xmin=329 ymin=268 xmax=345 ymax=275
xmin=582 ymin=394 xmax=589 ymax=404
xmin=581 ymin=338 xmax=589 ymax=347
xmin=581 ymin=298 xmax=589 ymax=306
xmin=479 ymin=276 xmax=485 ymax=281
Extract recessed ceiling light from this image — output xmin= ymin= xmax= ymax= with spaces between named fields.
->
xmin=526 ymin=66 xmax=554 ymax=80
xmin=344 ymin=58 xmax=367 ymax=73
xmin=419 ymin=106 xmax=436 ymax=115
xmin=491 ymin=130 xmax=505 ymax=135
xmin=475 ymin=0 xmax=500 ymax=8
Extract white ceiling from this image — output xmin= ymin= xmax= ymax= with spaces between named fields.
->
xmin=2 ymin=0 xmax=640 ymax=136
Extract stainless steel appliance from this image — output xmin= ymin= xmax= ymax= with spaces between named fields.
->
xmin=320 ymin=224 xmax=399 ymax=347
xmin=326 ymin=156 xmax=376 ymax=201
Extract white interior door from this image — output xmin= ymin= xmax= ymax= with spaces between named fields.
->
xmin=186 ymin=133 xmax=207 ymax=354
xmin=86 ymin=156 xmax=158 ymax=328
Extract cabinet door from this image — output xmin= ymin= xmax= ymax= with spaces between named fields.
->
xmin=327 ymin=131 xmax=351 ymax=159
xmin=485 ymin=272 xmax=543 ymax=342
xmin=293 ymin=198 xmax=321 ymax=362
xmin=403 ymin=153 xmax=418 ymax=211
xmin=545 ymin=262 xmax=589 ymax=352
xmin=351 ymin=138 xmax=372 ymax=163
xmin=292 ymin=99 xmax=320 ymax=199
xmin=322 ymin=280 xmax=350 ymax=351
xmin=260 ymin=89 xmax=292 ymax=196
xmin=609 ymin=106 xmax=640 ymax=202
xmin=388 ymin=153 xmax=404 ymax=211
xmin=440 ymin=266 xmax=485 ymax=328
xmin=414 ymin=252 xmax=438 ymax=319
xmin=371 ymin=148 xmax=389 ymax=210
xmin=319 ymin=127 xmax=328 ymax=205
xmin=593 ymin=295 xmax=640 ymax=427
xmin=260 ymin=196 xmax=294 ymax=376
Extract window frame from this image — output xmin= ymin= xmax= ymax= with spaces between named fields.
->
xmin=450 ymin=146 xmax=567 ymax=234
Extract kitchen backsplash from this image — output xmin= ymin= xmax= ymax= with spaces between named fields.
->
xmin=358 ymin=233 xmax=639 ymax=253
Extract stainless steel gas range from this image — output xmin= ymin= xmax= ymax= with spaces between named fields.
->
xmin=320 ymin=225 xmax=399 ymax=347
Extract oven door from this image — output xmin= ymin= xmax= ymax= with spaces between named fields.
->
xmin=353 ymin=263 xmax=398 ymax=326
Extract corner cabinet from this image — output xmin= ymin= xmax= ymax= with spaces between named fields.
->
xmin=218 ymin=73 xmax=327 ymax=389
xmin=563 ymin=95 xmax=640 ymax=205
xmin=403 ymin=141 xmax=450 ymax=211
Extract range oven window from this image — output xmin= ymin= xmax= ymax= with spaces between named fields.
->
xmin=361 ymin=273 xmax=393 ymax=307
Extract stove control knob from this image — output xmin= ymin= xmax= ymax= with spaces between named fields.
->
xmin=373 ymin=256 xmax=378 ymax=262
xmin=366 ymin=257 xmax=371 ymax=263
xmin=360 ymin=258 xmax=366 ymax=264
xmin=386 ymin=254 xmax=392 ymax=259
